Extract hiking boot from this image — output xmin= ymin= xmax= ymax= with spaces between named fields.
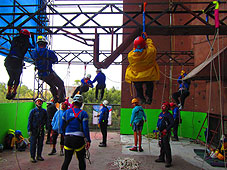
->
xmin=99 ymin=143 xmax=107 ymax=147
xmin=60 ymin=150 xmax=64 ymax=156
xmin=165 ymin=163 xmax=172 ymax=168
xmin=6 ymin=93 xmax=12 ymax=100
xmin=11 ymin=92 xmax=17 ymax=99
xmin=139 ymin=147 xmax=144 ymax=152
xmin=129 ymin=147 xmax=137 ymax=151
xmin=30 ymin=157 xmax=37 ymax=163
xmin=48 ymin=148 xmax=56 ymax=155
xmin=37 ymin=156 xmax=44 ymax=161
xmin=155 ymin=158 xmax=165 ymax=163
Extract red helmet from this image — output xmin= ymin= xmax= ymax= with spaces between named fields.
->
xmin=19 ymin=29 xmax=31 ymax=37
xmin=133 ymin=36 xmax=146 ymax=52
xmin=162 ymin=102 xmax=170 ymax=110
xmin=169 ymin=102 xmax=175 ymax=107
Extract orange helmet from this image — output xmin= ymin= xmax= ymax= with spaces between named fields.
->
xmin=133 ymin=36 xmax=146 ymax=52
xmin=19 ymin=29 xmax=31 ymax=37
xmin=131 ymin=98 xmax=139 ymax=104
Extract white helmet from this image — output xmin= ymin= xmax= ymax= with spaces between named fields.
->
xmin=37 ymin=36 xmax=48 ymax=44
xmin=35 ymin=98 xmax=43 ymax=103
xmin=96 ymin=68 xmax=102 ymax=72
xmin=86 ymin=74 xmax=91 ymax=79
xmin=103 ymin=100 xmax=109 ymax=106
xmin=73 ymin=94 xmax=83 ymax=103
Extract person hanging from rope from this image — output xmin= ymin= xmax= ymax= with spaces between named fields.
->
xmin=27 ymin=98 xmax=50 ymax=163
xmin=32 ymin=36 xmax=66 ymax=103
xmin=61 ymin=94 xmax=91 ymax=170
xmin=71 ymin=74 xmax=93 ymax=98
xmin=129 ymin=98 xmax=147 ymax=152
xmin=98 ymin=100 xmax=109 ymax=147
xmin=48 ymin=102 xmax=68 ymax=156
xmin=4 ymin=29 xmax=34 ymax=100
xmin=155 ymin=102 xmax=174 ymax=168
xmin=125 ymin=33 xmax=160 ymax=104
xmin=172 ymin=70 xmax=190 ymax=110
xmin=170 ymin=102 xmax=180 ymax=141
xmin=92 ymin=69 xmax=106 ymax=100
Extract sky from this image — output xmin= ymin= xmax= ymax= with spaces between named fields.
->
xmin=0 ymin=0 xmax=123 ymax=91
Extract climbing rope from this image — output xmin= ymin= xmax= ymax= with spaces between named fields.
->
xmin=112 ymin=157 xmax=141 ymax=170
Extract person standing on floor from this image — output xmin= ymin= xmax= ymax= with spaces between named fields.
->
xmin=46 ymin=100 xmax=58 ymax=144
xmin=92 ymin=69 xmax=106 ymax=100
xmin=155 ymin=102 xmax=174 ymax=168
xmin=32 ymin=36 xmax=66 ymax=103
xmin=170 ymin=102 xmax=180 ymax=141
xmin=27 ymin=98 xmax=49 ymax=163
xmin=4 ymin=29 xmax=34 ymax=100
xmin=61 ymin=94 xmax=91 ymax=170
xmin=129 ymin=98 xmax=147 ymax=152
xmin=48 ymin=102 xmax=68 ymax=156
xmin=172 ymin=70 xmax=190 ymax=110
xmin=98 ymin=100 xmax=109 ymax=147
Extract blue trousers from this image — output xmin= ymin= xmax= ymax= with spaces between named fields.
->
xmin=30 ymin=134 xmax=44 ymax=158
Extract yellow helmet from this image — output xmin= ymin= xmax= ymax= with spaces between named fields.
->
xmin=37 ymin=36 xmax=48 ymax=44
xmin=181 ymin=70 xmax=185 ymax=76
xmin=131 ymin=98 xmax=139 ymax=104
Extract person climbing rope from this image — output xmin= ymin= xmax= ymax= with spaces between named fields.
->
xmin=172 ymin=70 xmax=190 ymax=110
xmin=32 ymin=36 xmax=66 ymax=103
xmin=71 ymin=74 xmax=93 ymax=98
xmin=125 ymin=33 xmax=160 ymax=104
xmin=129 ymin=98 xmax=147 ymax=152
xmin=92 ymin=69 xmax=106 ymax=100
xmin=4 ymin=29 xmax=34 ymax=100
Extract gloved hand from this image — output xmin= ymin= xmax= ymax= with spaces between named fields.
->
xmin=28 ymin=131 xmax=32 ymax=136
xmin=98 ymin=124 xmax=100 ymax=128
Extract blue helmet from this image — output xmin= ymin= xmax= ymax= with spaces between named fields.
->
xmin=15 ymin=130 xmax=22 ymax=135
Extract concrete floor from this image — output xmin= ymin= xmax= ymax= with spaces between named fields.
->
xmin=0 ymin=132 xmax=226 ymax=170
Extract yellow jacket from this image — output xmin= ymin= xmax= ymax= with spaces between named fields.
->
xmin=125 ymin=38 xmax=160 ymax=83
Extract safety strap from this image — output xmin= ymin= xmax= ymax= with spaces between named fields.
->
xmin=64 ymin=144 xmax=85 ymax=154
xmin=72 ymin=108 xmax=82 ymax=118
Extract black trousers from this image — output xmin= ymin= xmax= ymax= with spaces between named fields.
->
xmin=134 ymin=81 xmax=154 ymax=102
xmin=61 ymin=135 xmax=86 ymax=170
xmin=52 ymin=130 xmax=64 ymax=145
xmin=172 ymin=90 xmax=190 ymax=107
xmin=159 ymin=132 xmax=172 ymax=164
xmin=100 ymin=121 xmax=108 ymax=144
xmin=173 ymin=118 xmax=179 ymax=140
xmin=95 ymin=84 xmax=106 ymax=100
xmin=40 ymin=71 xmax=66 ymax=101
xmin=71 ymin=85 xmax=89 ymax=98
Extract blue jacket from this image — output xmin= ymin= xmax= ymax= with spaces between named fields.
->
xmin=27 ymin=107 xmax=49 ymax=135
xmin=51 ymin=110 xmax=65 ymax=134
xmin=62 ymin=108 xmax=91 ymax=143
xmin=177 ymin=73 xmax=189 ymax=90
xmin=157 ymin=111 xmax=174 ymax=132
xmin=99 ymin=106 xmax=109 ymax=124
xmin=92 ymin=72 xmax=106 ymax=86
xmin=32 ymin=47 xmax=58 ymax=77
xmin=81 ymin=78 xmax=93 ymax=88
xmin=172 ymin=107 xmax=180 ymax=120
xmin=130 ymin=106 xmax=146 ymax=125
